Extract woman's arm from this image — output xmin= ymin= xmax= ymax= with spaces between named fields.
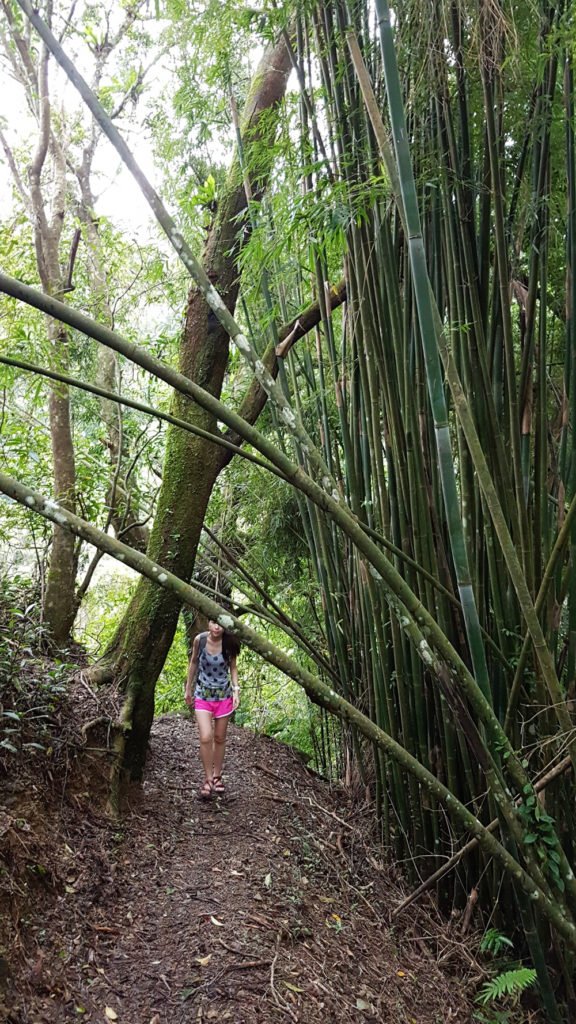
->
xmin=230 ymin=656 xmax=240 ymax=709
xmin=184 ymin=636 xmax=200 ymax=706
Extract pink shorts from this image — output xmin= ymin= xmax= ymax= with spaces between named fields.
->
xmin=194 ymin=697 xmax=234 ymax=719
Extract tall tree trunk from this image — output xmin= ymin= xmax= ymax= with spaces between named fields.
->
xmin=102 ymin=35 xmax=292 ymax=780
xmin=1 ymin=1 xmax=150 ymax=643
xmin=42 ymin=325 xmax=78 ymax=643
xmin=28 ymin=20 xmax=78 ymax=645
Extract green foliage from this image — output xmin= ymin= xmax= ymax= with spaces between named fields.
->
xmin=234 ymin=642 xmax=319 ymax=760
xmin=517 ymin=788 xmax=565 ymax=893
xmin=476 ymin=968 xmax=537 ymax=1006
xmin=77 ymin=571 xmax=137 ymax=656
xmin=0 ymin=573 xmax=73 ymax=760
xmin=154 ymin=615 xmax=189 ymax=714
xmin=475 ymin=927 xmax=536 ymax=1020
xmin=473 ymin=1011 xmax=515 ymax=1024
xmin=480 ymin=929 xmax=514 ymax=958
xmin=79 ymin=573 xmax=191 ymax=715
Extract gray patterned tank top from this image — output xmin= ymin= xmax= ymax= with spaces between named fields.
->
xmin=194 ymin=632 xmax=231 ymax=701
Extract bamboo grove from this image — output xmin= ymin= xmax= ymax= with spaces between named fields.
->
xmin=2 ymin=0 xmax=576 ymax=1014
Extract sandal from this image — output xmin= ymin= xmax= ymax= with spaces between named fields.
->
xmin=199 ymin=779 xmax=213 ymax=801
xmin=212 ymin=775 xmax=225 ymax=794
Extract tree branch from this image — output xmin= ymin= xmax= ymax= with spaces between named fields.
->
xmin=220 ymin=277 xmax=347 ymax=455
xmin=1 ymin=468 xmax=575 ymax=951
xmin=0 ymin=125 xmax=30 ymax=205
xmin=63 ymin=227 xmax=82 ymax=292
xmin=0 ymin=352 xmax=287 ymax=479
xmin=0 ymin=1 xmax=38 ymax=102
xmin=15 ymin=0 xmax=338 ymax=494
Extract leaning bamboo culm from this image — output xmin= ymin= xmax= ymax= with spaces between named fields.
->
xmin=254 ymin=0 xmax=576 ymax=1008
xmin=8 ymin=0 xmax=576 ymax=1012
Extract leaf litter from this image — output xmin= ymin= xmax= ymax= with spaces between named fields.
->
xmin=0 ymin=700 xmax=478 ymax=1022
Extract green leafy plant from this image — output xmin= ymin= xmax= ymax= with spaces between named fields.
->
xmin=476 ymin=967 xmax=537 ymax=1006
xmin=480 ymin=929 xmax=514 ymax=958
xmin=473 ymin=1010 xmax=514 ymax=1024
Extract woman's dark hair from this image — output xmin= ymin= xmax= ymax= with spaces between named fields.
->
xmin=222 ymin=631 xmax=241 ymax=663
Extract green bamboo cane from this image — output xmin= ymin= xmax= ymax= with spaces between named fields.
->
xmin=347 ymin=26 xmax=576 ymax=780
xmin=562 ymin=54 xmax=576 ymax=720
xmin=482 ymin=68 xmax=530 ymax=568
xmin=373 ymin=0 xmax=494 ymax=710
xmin=2 ymin=467 xmax=576 ymax=948
xmin=14 ymin=0 xmax=341 ymax=497
xmin=5 ymin=220 xmax=573 ymax=900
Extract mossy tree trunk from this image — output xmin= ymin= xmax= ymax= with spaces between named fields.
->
xmin=101 ymin=35 xmax=293 ymax=780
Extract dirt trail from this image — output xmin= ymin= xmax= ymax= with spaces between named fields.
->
xmin=1 ymin=715 xmax=475 ymax=1023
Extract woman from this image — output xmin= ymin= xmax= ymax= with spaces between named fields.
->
xmin=184 ymin=619 xmax=241 ymax=799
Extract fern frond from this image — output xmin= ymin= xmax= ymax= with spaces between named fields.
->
xmin=477 ymin=967 xmax=537 ymax=1005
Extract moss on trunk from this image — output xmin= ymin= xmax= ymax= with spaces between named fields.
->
xmin=101 ymin=34 xmax=293 ymax=781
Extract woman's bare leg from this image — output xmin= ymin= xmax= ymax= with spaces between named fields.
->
xmin=213 ymin=714 xmax=230 ymax=781
xmin=195 ymin=710 xmax=214 ymax=783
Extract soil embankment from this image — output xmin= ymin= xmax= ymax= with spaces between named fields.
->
xmin=1 ymin=713 xmax=475 ymax=1022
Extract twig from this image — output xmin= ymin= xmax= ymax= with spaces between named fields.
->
xmin=76 ymin=670 xmax=103 ymax=705
xmin=218 ymin=939 xmax=261 ymax=957
xmin=254 ymin=763 xmax=289 ymax=784
xmin=304 ymin=794 xmax=356 ymax=832
xmin=230 ymin=959 xmax=271 ymax=970
xmin=259 ymin=789 xmax=298 ymax=806
xmin=269 ymin=933 xmax=298 ymax=1022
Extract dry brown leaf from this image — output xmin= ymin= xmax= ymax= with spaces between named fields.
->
xmin=283 ymin=981 xmax=304 ymax=993
xmin=104 ymin=1009 xmax=118 ymax=1021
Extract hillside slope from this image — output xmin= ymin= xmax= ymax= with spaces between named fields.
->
xmin=1 ymin=711 xmax=476 ymax=1023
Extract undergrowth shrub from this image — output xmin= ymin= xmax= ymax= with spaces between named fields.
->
xmin=0 ymin=573 xmax=75 ymax=769
xmin=473 ymin=928 xmax=537 ymax=1024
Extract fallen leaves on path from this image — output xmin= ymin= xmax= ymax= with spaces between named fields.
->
xmin=1 ymin=715 xmax=478 ymax=1023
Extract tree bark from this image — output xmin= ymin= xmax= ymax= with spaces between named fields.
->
xmin=22 ymin=9 xmax=79 ymax=645
xmin=102 ymin=35 xmax=293 ymax=780
xmin=2 ymin=1 xmax=157 ymax=642
xmin=42 ymin=328 xmax=78 ymax=643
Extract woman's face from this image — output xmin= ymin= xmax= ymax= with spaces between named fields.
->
xmin=208 ymin=620 xmax=224 ymax=638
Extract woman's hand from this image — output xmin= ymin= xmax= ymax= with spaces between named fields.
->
xmin=184 ymin=688 xmax=193 ymax=707
xmin=232 ymin=686 xmax=240 ymax=711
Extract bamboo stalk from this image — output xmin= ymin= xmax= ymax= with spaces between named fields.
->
xmin=3 ymin=466 xmax=576 ymax=948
